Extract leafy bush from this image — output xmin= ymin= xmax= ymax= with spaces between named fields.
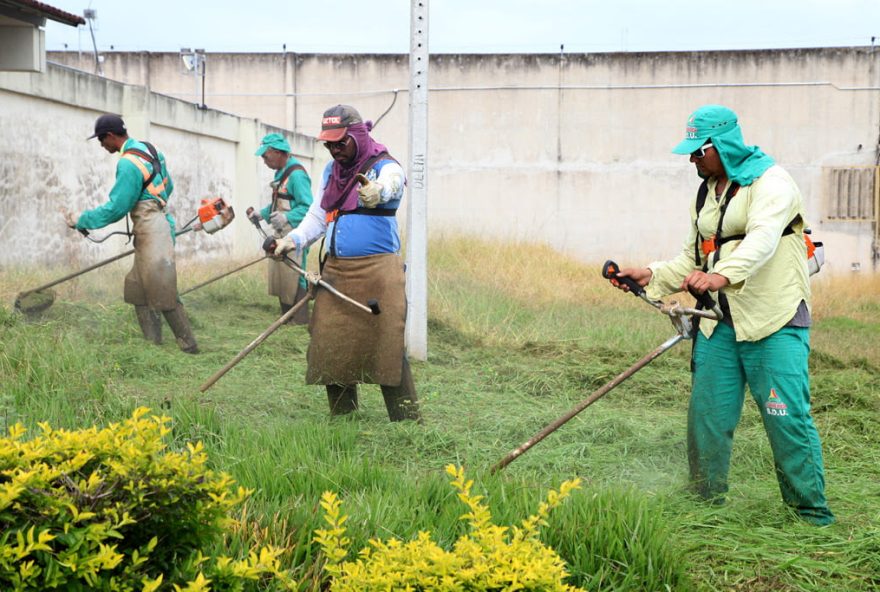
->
xmin=0 ymin=407 xmax=295 ymax=591
xmin=314 ymin=464 xmax=585 ymax=591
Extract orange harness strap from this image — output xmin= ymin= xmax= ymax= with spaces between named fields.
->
xmin=121 ymin=152 xmax=167 ymax=207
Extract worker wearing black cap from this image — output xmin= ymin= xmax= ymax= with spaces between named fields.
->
xmin=61 ymin=114 xmax=198 ymax=353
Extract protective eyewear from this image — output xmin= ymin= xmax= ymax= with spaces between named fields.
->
xmin=691 ymin=143 xmax=714 ymax=158
xmin=323 ymin=138 xmax=350 ymax=151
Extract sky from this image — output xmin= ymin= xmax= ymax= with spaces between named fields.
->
xmin=43 ymin=0 xmax=880 ymax=55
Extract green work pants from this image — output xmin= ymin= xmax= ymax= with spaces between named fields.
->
xmin=689 ymin=322 xmax=834 ymax=525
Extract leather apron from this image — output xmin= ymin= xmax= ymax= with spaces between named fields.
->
xmin=123 ymin=200 xmax=178 ymax=311
xmin=306 ymin=253 xmax=406 ymax=386
xmin=267 ymin=193 xmax=305 ymax=305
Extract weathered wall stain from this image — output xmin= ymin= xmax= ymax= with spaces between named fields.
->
xmin=0 ymin=73 xmax=314 ymax=271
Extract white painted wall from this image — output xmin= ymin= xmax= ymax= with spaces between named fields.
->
xmin=10 ymin=48 xmax=880 ymax=274
xmin=0 ymin=64 xmax=317 ymax=270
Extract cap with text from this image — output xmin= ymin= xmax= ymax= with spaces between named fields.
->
xmin=317 ymin=104 xmax=362 ymax=142
xmin=672 ymin=105 xmax=739 ymax=154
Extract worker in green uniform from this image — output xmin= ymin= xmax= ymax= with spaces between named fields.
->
xmin=614 ymin=105 xmax=834 ymax=525
xmin=248 ymin=133 xmax=313 ymax=324
xmin=62 ymin=113 xmax=198 ymax=353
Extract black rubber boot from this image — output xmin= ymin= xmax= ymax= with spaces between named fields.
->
xmin=134 ymin=305 xmax=162 ymax=345
xmin=162 ymin=303 xmax=199 ymax=354
xmin=380 ymin=358 xmax=422 ymax=423
xmin=326 ymin=384 xmax=358 ymax=416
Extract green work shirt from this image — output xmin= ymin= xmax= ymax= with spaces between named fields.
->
xmin=646 ymin=165 xmax=811 ymax=342
xmin=76 ymin=138 xmax=176 ymax=234
xmin=259 ymin=157 xmax=313 ymax=227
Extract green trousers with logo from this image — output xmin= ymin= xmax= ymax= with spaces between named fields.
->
xmin=689 ymin=322 xmax=834 ymax=525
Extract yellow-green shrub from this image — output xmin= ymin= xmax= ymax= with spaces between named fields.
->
xmin=0 ymin=407 xmax=295 ymax=591
xmin=314 ymin=464 xmax=585 ymax=591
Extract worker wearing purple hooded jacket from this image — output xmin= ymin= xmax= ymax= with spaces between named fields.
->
xmin=274 ymin=105 xmax=421 ymax=422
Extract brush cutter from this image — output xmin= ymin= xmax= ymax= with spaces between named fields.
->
xmin=14 ymin=197 xmax=234 ymax=314
xmin=245 ymin=206 xmax=381 ymax=315
xmin=197 ymin=209 xmax=382 ymax=393
xmin=490 ymin=260 xmax=723 ymax=474
xmin=179 ymin=255 xmax=267 ymax=296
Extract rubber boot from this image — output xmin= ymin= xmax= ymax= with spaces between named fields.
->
xmin=134 ymin=305 xmax=162 ymax=345
xmin=162 ymin=303 xmax=199 ymax=354
xmin=380 ymin=358 xmax=422 ymax=422
xmin=326 ymin=384 xmax=358 ymax=416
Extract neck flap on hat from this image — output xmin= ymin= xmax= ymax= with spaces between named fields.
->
xmin=712 ymin=124 xmax=775 ymax=186
xmin=321 ymin=122 xmax=389 ymax=212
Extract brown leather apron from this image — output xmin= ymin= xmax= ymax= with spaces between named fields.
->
xmin=123 ymin=200 xmax=178 ymax=311
xmin=266 ymin=196 xmax=304 ymax=305
xmin=306 ymin=253 xmax=406 ymax=386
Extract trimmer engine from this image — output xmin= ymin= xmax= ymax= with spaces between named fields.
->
xmin=197 ymin=197 xmax=235 ymax=234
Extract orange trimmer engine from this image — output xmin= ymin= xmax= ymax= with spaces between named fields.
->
xmin=197 ymin=197 xmax=235 ymax=234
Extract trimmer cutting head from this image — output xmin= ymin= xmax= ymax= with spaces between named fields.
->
xmin=14 ymin=289 xmax=56 ymax=314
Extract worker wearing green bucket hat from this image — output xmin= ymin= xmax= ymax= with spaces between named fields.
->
xmin=249 ymin=133 xmax=313 ymax=324
xmin=615 ymin=105 xmax=834 ymax=525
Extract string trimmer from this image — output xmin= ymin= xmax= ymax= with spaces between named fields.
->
xmin=198 ymin=208 xmax=382 ymax=393
xmin=490 ymin=260 xmax=723 ymax=473
xmin=14 ymin=197 xmax=234 ymax=314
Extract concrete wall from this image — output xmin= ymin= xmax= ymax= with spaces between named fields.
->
xmin=0 ymin=63 xmax=318 ymax=269
xmin=21 ymin=49 xmax=880 ymax=273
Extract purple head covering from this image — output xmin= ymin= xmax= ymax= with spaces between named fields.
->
xmin=321 ymin=121 xmax=389 ymax=212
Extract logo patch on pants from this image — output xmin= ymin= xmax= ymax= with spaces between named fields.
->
xmin=765 ymin=388 xmax=788 ymax=416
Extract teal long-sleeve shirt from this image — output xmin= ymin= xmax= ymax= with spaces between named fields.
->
xmin=76 ymin=138 xmax=175 ymax=233
xmin=259 ymin=157 xmax=313 ymax=227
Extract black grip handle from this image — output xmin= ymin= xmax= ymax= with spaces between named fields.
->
xmin=78 ymin=228 xmax=89 ymax=237
xmin=261 ymin=236 xmax=277 ymax=255
xmin=246 ymin=207 xmax=263 ymax=231
xmin=688 ymin=286 xmax=718 ymax=311
xmin=367 ymin=299 xmax=381 ymax=315
xmin=602 ymin=260 xmax=645 ymax=296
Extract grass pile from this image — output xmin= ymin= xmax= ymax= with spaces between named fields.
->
xmin=1 ymin=236 xmax=878 ymax=591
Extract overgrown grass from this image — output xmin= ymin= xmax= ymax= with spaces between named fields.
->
xmin=1 ymin=237 xmax=878 ymax=591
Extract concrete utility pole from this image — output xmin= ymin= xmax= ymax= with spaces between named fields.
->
xmin=406 ymin=0 xmax=429 ymax=360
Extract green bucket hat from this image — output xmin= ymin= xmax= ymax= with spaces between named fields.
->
xmin=672 ymin=105 xmax=739 ymax=154
xmin=255 ymin=133 xmax=291 ymax=156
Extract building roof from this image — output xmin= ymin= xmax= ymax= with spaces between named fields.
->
xmin=0 ymin=0 xmax=85 ymax=27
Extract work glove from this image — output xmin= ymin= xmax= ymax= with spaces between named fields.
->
xmin=60 ymin=208 xmax=78 ymax=229
xmin=356 ymin=173 xmax=383 ymax=208
xmin=273 ymin=235 xmax=299 ymax=258
xmin=269 ymin=210 xmax=288 ymax=232
xmin=248 ymin=208 xmax=262 ymax=223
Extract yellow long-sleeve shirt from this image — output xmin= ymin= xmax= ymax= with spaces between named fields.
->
xmin=646 ymin=165 xmax=811 ymax=342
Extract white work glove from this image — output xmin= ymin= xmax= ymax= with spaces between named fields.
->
xmin=269 ymin=211 xmax=288 ymax=232
xmin=356 ymin=173 xmax=383 ymax=208
xmin=247 ymin=208 xmax=262 ymax=223
xmin=273 ymin=235 xmax=298 ymax=258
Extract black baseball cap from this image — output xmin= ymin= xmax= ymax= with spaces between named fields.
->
xmin=87 ymin=114 xmax=126 ymax=140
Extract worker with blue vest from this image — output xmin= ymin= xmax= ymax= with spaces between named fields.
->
xmin=613 ymin=105 xmax=833 ymax=525
xmin=248 ymin=133 xmax=312 ymax=324
xmin=62 ymin=114 xmax=198 ymax=353
xmin=273 ymin=105 xmax=420 ymax=422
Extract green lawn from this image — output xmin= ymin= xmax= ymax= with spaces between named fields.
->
xmin=2 ymin=238 xmax=878 ymax=591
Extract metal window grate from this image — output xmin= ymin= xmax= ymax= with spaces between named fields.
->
xmin=824 ymin=166 xmax=878 ymax=221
